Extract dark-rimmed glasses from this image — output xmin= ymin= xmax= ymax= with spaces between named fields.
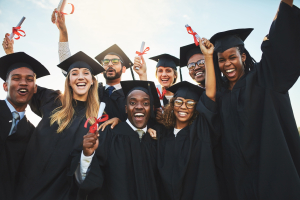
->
xmin=102 ymin=59 xmax=123 ymax=66
xmin=187 ymin=59 xmax=205 ymax=71
xmin=174 ymin=99 xmax=196 ymax=109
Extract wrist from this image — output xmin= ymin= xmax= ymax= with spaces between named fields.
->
xmin=139 ymin=74 xmax=147 ymax=81
xmin=83 ymin=149 xmax=94 ymax=157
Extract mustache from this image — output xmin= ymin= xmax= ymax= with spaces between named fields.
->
xmin=105 ymin=67 xmax=116 ymax=73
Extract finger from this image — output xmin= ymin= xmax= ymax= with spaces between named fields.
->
xmin=111 ymin=121 xmax=117 ymax=129
xmin=141 ymin=55 xmax=145 ymax=64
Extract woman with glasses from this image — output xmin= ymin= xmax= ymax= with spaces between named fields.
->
xmin=148 ymin=38 xmax=222 ymax=200
xmin=209 ymin=1 xmax=300 ymax=199
xmin=16 ymin=52 xmax=106 ymax=200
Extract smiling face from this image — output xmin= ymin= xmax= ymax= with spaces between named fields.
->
xmin=173 ymin=97 xmax=196 ymax=125
xmin=188 ymin=54 xmax=205 ymax=85
xmin=3 ymin=67 xmax=37 ymax=109
xmin=69 ymin=68 xmax=93 ymax=101
xmin=125 ymin=90 xmax=151 ymax=129
xmin=103 ymin=54 xmax=126 ymax=80
xmin=217 ymin=47 xmax=246 ymax=84
xmin=156 ymin=66 xmax=177 ymax=88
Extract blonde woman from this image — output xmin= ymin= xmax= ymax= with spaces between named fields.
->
xmin=16 ymin=52 xmax=105 ymax=200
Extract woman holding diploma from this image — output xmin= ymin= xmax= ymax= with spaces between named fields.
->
xmin=16 ymin=52 xmax=105 ymax=200
xmin=210 ymin=0 xmax=300 ymax=199
xmin=148 ymin=38 xmax=222 ymax=200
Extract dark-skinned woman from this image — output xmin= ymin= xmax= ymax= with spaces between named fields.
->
xmin=148 ymin=38 xmax=222 ymax=200
xmin=210 ymin=0 xmax=300 ymax=199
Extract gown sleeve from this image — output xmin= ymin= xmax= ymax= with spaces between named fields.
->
xmin=257 ymin=2 xmax=300 ymax=93
xmin=29 ymin=86 xmax=61 ymax=117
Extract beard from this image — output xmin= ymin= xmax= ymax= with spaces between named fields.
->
xmin=104 ymin=67 xmax=122 ymax=80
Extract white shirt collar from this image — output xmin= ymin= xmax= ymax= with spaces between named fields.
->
xmin=5 ymin=99 xmax=25 ymax=120
xmin=105 ymin=83 xmax=122 ymax=90
xmin=173 ymin=128 xmax=182 ymax=137
xmin=126 ymin=119 xmax=147 ymax=133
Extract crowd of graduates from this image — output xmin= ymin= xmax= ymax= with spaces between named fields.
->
xmin=1 ymin=0 xmax=300 ymax=200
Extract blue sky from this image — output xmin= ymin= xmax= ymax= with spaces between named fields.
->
xmin=1 ymin=0 xmax=300 ymax=126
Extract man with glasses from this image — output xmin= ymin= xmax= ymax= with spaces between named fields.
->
xmin=52 ymin=10 xmax=143 ymax=121
xmin=180 ymin=43 xmax=206 ymax=89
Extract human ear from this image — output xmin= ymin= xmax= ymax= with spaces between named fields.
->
xmin=241 ymin=53 xmax=247 ymax=63
xmin=122 ymin=66 xmax=126 ymax=73
xmin=125 ymin=105 xmax=127 ymax=114
xmin=3 ymin=82 xmax=8 ymax=92
xmin=34 ymin=84 xmax=37 ymax=94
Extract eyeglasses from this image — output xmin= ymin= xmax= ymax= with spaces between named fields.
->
xmin=174 ymin=99 xmax=196 ymax=109
xmin=187 ymin=59 xmax=205 ymax=71
xmin=102 ymin=59 xmax=123 ymax=66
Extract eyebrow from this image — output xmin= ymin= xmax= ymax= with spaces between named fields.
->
xmin=11 ymin=74 xmax=34 ymax=77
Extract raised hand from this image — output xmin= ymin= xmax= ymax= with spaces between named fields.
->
xmin=2 ymin=33 xmax=14 ymax=55
xmin=199 ymin=37 xmax=214 ymax=56
xmin=98 ymin=117 xmax=121 ymax=131
xmin=51 ymin=8 xmax=68 ymax=42
xmin=83 ymin=131 xmax=99 ymax=156
xmin=133 ymin=56 xmax=147 ymax=80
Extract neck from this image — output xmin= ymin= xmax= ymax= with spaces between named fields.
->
xmin=73 ymin=94 xmax=88 ymax=101
xmin=175 ymin=119 xmax=189 ymax=129
xmin=7 ymin=98 xmax=27 ymax=112
xmin=228 ymin=71 xmax=245 ymax=90
xmin=162 ymin=86 xmax=173 ymax=96
xmin=198 ymin=81 xmax=205 ymax=87
xmin=106 ymin=77 xmax=121 ymax=86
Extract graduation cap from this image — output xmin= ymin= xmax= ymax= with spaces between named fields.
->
xmin=121 ymin=80 xmax=161 ymax=118
xmin=95 ymin=44 xmax=136 ymax=80
xmin=0 ymin=52 xmax=50 ymax=81
xmin=179 ymin=43 xmax=203 ymax=82
xmin=167 ymin=81 xmax=204 ymax=101
xmin=57 ymin=51 xmax=105 ymax=76
xmin=210 ymin=28 xmax=253 ymax=53
xmin=149 ymin=54 xmax=179 ymax=70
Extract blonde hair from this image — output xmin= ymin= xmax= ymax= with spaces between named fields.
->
xmin=155 ymin=67 xmax=178 ymax=84
xmin=162 ymin=97 xmax=198 ymax=129
xmin=50 ymin=74 xmax=99 ymax=133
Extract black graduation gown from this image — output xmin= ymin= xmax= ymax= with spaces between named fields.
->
xmin=98 ymin=83 xmax=127 ymax=122
xmin=16 ymin=86 xmax=91 ymax=200
xmin=72 ymin=121 xmax=159 ymax=200
xmin=155 ymin=94 xmax=221 ymax=200
xmin=217 ymin=2 xmax=300 ymax=199
xmin=0 ymin=100 xmax=35 ymax=200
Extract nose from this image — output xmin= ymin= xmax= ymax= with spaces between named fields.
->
xmin=78 ymin=72 xmax=84 ymax=79
xmin=180 ymin=102 xmax=188 ymax=110
xmin=108 ymin=60 xmax=113 ymax=67
xmin=162 ymin=70 xmax=167 ymax=76
xmin=19 ymin=77 xmax=28 ymax=85
xmin=135 ymin=102 xmax=144 ymax=109
xmin=224 ymin=60 xmax=231 ymax=67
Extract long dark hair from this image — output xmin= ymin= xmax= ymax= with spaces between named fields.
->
xmin=213 ymin=45 xmax=256 ymax=90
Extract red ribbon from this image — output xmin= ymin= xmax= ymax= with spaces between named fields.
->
xmin=156 ymin=88 xmax=167 ymax=100
xmin=136 ymin=47 xmax=150 ymax=56
xmin=84 ymin=114 xmax=109 ymax=134
xmin=12 ymin=27 xmax=26 ymax=40
xmin=186 ymin=26 xmax=199 ymax=46
xmin=55 ymin=3 xmax=75 ymax=15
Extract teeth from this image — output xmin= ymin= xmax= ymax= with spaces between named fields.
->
xmin=196 ymin=72 xmax=203 ymax=76
xmin=179 ymin=112 xmax=187 ymax=116
xmin=77 ymin=83 xmax=86 ymax=86
xmin=226 ymin=69 xmax=235 ymax=73
xmin=20 ymin=89 xmax=27 ymax=92
xmin=135 ymin=113 xmax=144 ymax=117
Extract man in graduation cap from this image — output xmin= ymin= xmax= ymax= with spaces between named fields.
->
xmin=51 ymin=10 xmax=144 ymax=122
xmin=0 ymin=52 xmax=50 ymax=200
xmin=180 ymin=43 xmax=206 ymax=89
xmin=69 ymin=80 xmax=161 ymax=200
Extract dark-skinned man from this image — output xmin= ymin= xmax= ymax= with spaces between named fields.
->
xmin=51 ymin=10 xmax=146 ymax=122
xmin=180 ymin=43 xmax=206 ymax=89
xmin=0 ymin=52 xmax=50 ymax=200
xmin=69 ymin=80 xmax=161 ymax=200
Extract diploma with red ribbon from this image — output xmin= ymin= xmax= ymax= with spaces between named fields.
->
xmin=56 ymin=0 xmax=75 ymax=15
xmin=9 ymin=17 xmax=26 ymax=40
xmin=84 ymin=102 xmax=109 ymax=134
xmin=185 ymin=24 xmax=201 ymax=46
xmin=135 ymin=41 xmax=150 ymax=70
xmin=156 ymin=85 xmax=166 ymax=107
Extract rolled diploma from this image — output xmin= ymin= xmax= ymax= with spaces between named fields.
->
xmin=156 ymin=85 xmax=164 ymax=108
xmin=57 ymin=0 xmax=68 ymax=12
xmin=9 ymin=17 xmax=26 ymax=40
xmin=136 ymin=41 xmax=145 ymax=70
xmin=185 ymin=24 xmax=201 ymax=41
xmin=97 ymin=102 xmax=106 ymax=128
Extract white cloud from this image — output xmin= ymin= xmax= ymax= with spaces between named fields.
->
xmin=27 ymin=0 xmax=57 ymax=9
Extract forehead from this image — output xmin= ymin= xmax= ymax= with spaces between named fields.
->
xmin=188 ymin=53 xmax=204 ymax=64
xmin=104 ymin=54 xmax=120 ymax=60
xmin=217 ymin=47 xmax=239 ymax=57
xmin=9 ymin=67 xmax=34 ymax=77
xmin=70 ymin=68 xmax=90 ymax=72
xmin=157 ymin=66 xmax=173 ymax=70
xmin=128 ymin=90 xmax=149 ymax=99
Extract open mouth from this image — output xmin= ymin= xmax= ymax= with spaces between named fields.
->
xmin=178 ymin=112 xmax=188 ymax=117
xmin=225 ymin=68 xmax=236 ymax=78
xmin=194 ymin=70 xmax=204 ymax=78
xmin=76 ymin=82 xmax=87 ymax=89
xmin=106 ymin=68 xmax=116 ymax=75
xmin=134 ymin=112 xmax=145 ymax=121
xmin=160 ymin=78 xmax=170 ymax=84
xmin=18 ymin=88 xmax=28 ymax=96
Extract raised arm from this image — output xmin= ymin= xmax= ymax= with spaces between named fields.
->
xmin=257 ymin=0 xmax=300 ymax=93
xmin=2 ymin=33 xmax=14 ymax=55
xmin=133 ymin=55 xmax=148 ymax=80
